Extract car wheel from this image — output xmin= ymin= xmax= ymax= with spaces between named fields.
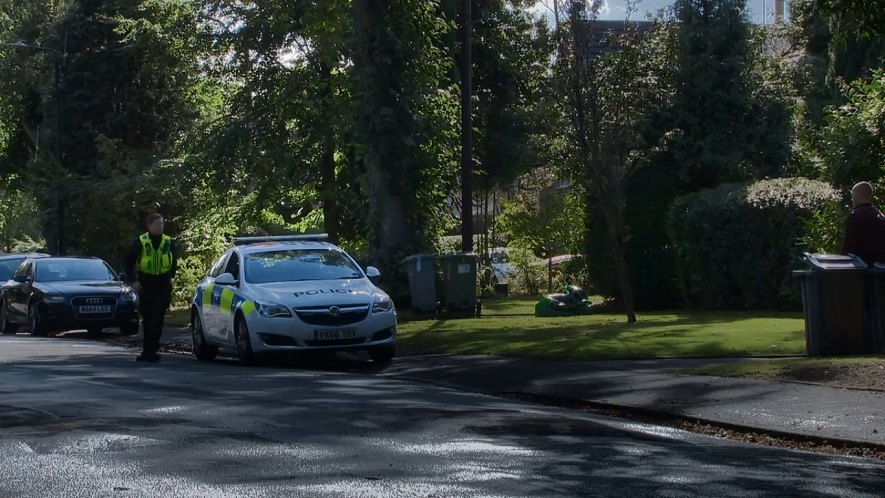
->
xmin=0 ymin=300 xmax=14 ymax=335
xmin=192 ymin=311 xmax=218 ymax=362
xmin=86 ymin=327 xmax=103 ymax=336
xmin=28 ymin=303 xmax=47 ymax=337
xmin=119 ymin=322 xmax=139 ymax=336
xmin=234 ymin=314 xmax=256 ymax=365
xmin=368 ymin=342 xmax=396 ymax=363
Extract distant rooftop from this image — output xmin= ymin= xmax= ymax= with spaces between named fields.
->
xmin=577 ymin=20 xmax=654 ymax=58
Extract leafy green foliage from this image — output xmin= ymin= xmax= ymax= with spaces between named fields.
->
xmin=664 ymin=0 xmax=789 ymax=188
xmin=0 ymin=0 xmax=210 ymax=261
xmin=0 ymin=177 xmax=44 ymax=252
xmin=471 ymin=0 xmax=551 ymax=193
xmin=816 ymin=69 xmax=885 ymax=189
xmin=668 ymin=177 xmax=839 ymax=310
xmin=507 ymin=248 xmax=546 ymax=296
xmin=802 ymin=199 xmax=849 ymax=254
xmin=350 ymin=0 xmax=459 ymax=284
xmin=494 ymin=170 xmax=583 ymax=260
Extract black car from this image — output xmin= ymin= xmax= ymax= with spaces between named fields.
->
xmin=0 ymin=252 xmax=50 ymax=280
xmin=0 ymin=256 xmax=139 ymax=336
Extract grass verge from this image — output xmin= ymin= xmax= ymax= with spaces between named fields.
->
xmin=165 ymin=307 xmax=191 ymax=327
xmin=398 ymin=298 xmax=806 ymax=360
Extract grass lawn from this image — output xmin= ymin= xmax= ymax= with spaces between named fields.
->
xmin=398 ymin=297 xmax=806 ymax=360
xmin=165 ymin=307 xmax=191 ymax=327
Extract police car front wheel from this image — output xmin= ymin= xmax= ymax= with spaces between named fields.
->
xmin=235 ymin=314 xmax=257 ymax=365
xmin=192 ymin=311 xmax=218 ymax=362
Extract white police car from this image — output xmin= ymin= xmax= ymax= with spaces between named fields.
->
xmin=190 ymin=235 xmax=397 ymax=364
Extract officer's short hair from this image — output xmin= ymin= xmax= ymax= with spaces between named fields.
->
xmin=146 ymin=213 xmax=164 ymax=225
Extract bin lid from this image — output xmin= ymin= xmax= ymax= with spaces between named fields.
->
xmin=804 ymin=253 xmax=868 ymax=270
xmin=403 ymin=253 xmax=435 ymax=263
xmin=442 ymin=252 xmax=477 ymax=260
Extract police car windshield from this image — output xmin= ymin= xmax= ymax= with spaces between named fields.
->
xmin=36 ymin=259 xmax=116 ymax=282
xmin=244 ymin=249 xmax=363 ymax=284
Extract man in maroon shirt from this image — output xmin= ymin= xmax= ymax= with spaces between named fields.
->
xmin=842 ymin=181 xmax=885 ymax=265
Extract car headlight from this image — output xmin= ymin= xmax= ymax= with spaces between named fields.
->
xmin=120 ymin=289 xmax=138 ymax=302
xmin=257 ymin=302 xmax=292 ymax=318
xmin=373 ymin=295 xmax=393 ymax=313
xmin=44 ymin=295 xmax=66 ymax=304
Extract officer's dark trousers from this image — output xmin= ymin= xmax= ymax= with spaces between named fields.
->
xmin=139 ymin=285 xmax=171 ymax=355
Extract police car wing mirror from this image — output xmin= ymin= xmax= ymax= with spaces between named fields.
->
xmin=216 ymin=272 xmax=238 ymax=286
xmin=366 ymin=266 xmax=381 ymax=281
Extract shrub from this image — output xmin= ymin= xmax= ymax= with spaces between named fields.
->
xmin=509 ymin=248 xmax=546 ymax=296
xmin=172 ymin=255 xmax=208 ymax=308
xmin=667 ymin=177 xmax=838 ymax=309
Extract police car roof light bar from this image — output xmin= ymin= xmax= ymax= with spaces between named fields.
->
xmin=232 ymin=234 xmax=329 ymax=245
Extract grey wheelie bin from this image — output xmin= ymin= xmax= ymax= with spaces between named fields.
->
xmin=403 ymin=254 xmax=437 ymax=314
xmin=793 ymin=253 xmax=867 ymax=356
xmin=867 ymin=263 xmax=885 ymax=354
xmin=441 ymin=252 xmax=478 ymax=316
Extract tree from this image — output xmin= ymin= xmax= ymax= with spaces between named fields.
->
xmin=469 ymin=0 xmax=552 ymax=253
xmin=350 ymin=0 xmax=459 ymax=277
xmin=555 ymin=1 xmax=669 ymax=322
xmin=0 ymin=0 xmax=209 ymax=262
xmin=664 ymin=0 xmax=789 ymax=189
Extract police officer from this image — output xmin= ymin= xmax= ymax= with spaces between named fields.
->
xmin=124 ymin=213 xmax=177 ymax=362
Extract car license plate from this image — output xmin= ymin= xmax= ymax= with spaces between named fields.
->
xmin=315 ymin=328 xmax=357 ymax=340
xmin=79 ymin=305 xmax=111 ymax=314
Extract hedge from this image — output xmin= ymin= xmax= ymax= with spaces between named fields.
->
xmin=667 ymin=177 xmax=839 ymax=309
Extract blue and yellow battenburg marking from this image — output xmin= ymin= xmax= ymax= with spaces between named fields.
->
xmin=195 ymin=283 xmax=256 ymax=315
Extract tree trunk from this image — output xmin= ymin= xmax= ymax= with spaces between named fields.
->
xmin=600 ymin=179 xmax=636 ymax=323
xmin=609 ymin=227 xmax=637 ymax=323
xmin=352 ymin=0 xmax=422 ymax=268
xmin=318 ymin=64 xmax=339 ymax=244
xmin=320 ymin=136 xmax=339 ymax=244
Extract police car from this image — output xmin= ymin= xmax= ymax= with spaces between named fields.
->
xmin=190 ymin=235 xmax=397 ymax=364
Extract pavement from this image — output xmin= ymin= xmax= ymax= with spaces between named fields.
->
xmin=128 ymin=325 xmax=885 ymax=449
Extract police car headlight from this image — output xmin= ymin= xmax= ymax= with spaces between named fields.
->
xmin=44 ymin=295 xmax=66 ymax=304
xmin=120 ymin=289 xmax=138 ymax=302
xmin=257 ymin=302 xmax=292 ymax=318
xmin=372 ymin=295 xmax=393 ymax=313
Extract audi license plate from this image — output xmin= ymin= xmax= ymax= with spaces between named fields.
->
xmin=315 ymin=328 xmax=357 ymax=340
xmin=79 ymin=305 xmax=111 ymax=314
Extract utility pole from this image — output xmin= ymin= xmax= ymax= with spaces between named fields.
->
xmin=460 ymin=0 xmax=473 ymax=253
xmin=553 ymin=0 xmax=560 ymax=29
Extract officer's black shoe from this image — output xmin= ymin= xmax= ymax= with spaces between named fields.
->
xmin=136 ymin=353 xmax=160 ymax=362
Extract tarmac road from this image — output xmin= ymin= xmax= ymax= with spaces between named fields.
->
xmin=1 ymin=335 xmax=884 ymax=497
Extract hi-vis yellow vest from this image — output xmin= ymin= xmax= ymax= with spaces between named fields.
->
xmin=138 ymin=233 xmax=173 ymax=275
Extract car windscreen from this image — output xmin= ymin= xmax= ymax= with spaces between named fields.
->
xmin=36 ymin=260 xmax=116 ymax=282
xmin=0 ymin=258 xmax=25 ymax=280
xmin=244 ymin=249 xmax=363 ymax=284
xmin=491 ymin=251 xmax=510 ymax=263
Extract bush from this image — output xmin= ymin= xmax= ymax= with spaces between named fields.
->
xmin=507 ymin=248 xmax=546 ymax=296
xmin=172 ymin=255 xmax=208 ymax=308
xmin=667 ymin=177 xmax=839 ymax=309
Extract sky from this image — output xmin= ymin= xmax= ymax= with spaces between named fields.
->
xmin=530 ymin=0 xmax=790 ymax=26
